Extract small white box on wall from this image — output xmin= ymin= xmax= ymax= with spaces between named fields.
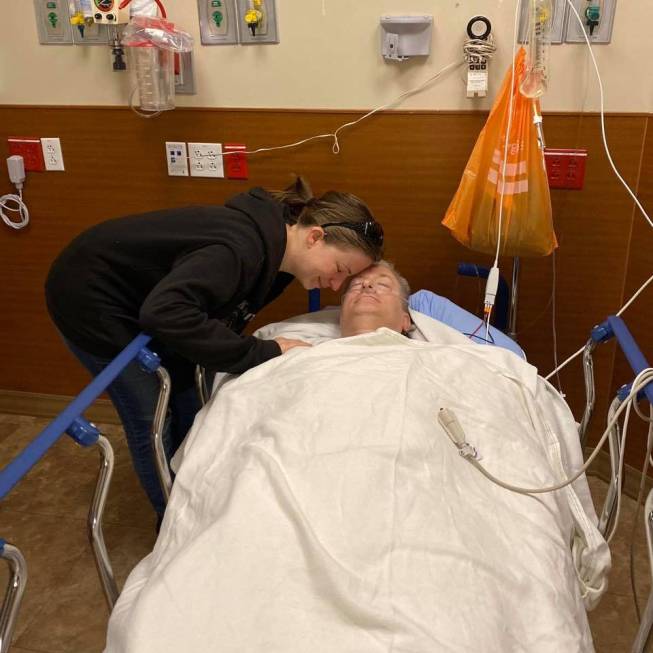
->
xmin=380 ymin=15 xmax=432 ymax=62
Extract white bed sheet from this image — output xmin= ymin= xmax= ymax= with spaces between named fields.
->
xmin=106 ymin=316 xmax=610 ymax=653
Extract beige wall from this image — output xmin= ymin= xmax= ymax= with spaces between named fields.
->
xmin=0 ymin=1 xmax=652 ymax=112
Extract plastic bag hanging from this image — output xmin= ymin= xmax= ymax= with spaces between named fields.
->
xmin=442 ymin=48 xmax=557 ymax=257
xmin=121 ymin=16 xmax=193 ymax=112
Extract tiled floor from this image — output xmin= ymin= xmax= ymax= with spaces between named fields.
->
xmin=0 ymin=412 xmax=650 ymax=652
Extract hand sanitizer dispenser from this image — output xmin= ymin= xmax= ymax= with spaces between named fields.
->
xmin=380 ymin=15 xmax=433 ymax=62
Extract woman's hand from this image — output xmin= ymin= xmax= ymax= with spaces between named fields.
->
xmin=274 ymin=337 xmax=312 ymax=353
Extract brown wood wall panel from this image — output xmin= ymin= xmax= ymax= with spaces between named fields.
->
xmin=0 ymin=106 xmax=650 ymax=464
xmin=611 ymin=120 xmax=653 ymax=469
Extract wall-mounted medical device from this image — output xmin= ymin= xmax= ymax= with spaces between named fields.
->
xmin=122 ymin=15 xmax=193 ymax=112
xmin=564 ymin=0 xmax=616 ymax=44
xmin=91 ymin=0 xmax=130 ymax=24
xmin=34 ymin=0 xmax=75 ymax=44
xmin=519 ymin=0 xmax=553 ymax=98
xmin=198 ymin=0 xmax=278 ymax=45
xmin=380 ymin=16 xmax=433 ymax=62
xmin=518 ymin=0 xmax=566 ymax=44
xmin=236 ymin=0 xmax=279 ymax=44
xmin=465 ymin=16 xmax=493 ymax=98
xmin=198 ymin=0 xmax=239 ymax=44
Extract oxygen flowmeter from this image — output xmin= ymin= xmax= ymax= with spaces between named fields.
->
xmin=92 ymin=0 xmax=130 ymax=24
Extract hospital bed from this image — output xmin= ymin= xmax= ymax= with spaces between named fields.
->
xmin=0 ymin=291 xmax=646 ymax=652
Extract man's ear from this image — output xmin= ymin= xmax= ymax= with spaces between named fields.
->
xmin=306 ymin=226 xmax=324 ymax=248
xmin=401 ymin=310 xmax=411 ymax=334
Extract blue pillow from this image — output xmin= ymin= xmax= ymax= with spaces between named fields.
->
xmin=409 ymin=289 xmax=525 ymax=359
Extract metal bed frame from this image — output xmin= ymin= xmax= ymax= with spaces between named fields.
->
xmin=0 ymin=311 xmax=649 ymax=652
xmin=0 ymin=334 xmax=172 ymax=653
xmin=578 ymin=315 xmax=653 ymax=653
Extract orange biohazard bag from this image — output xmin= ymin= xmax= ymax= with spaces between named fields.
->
xmin=442 ymin=48 xmax=557 ymax=257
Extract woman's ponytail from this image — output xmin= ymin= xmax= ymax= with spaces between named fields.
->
xmin=268 ymin=175 xmax=383 ymax=261
xmin=269 ymin=175 xmax=314 ymax=222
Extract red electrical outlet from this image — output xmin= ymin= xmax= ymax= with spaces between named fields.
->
xmin=7 ymin=136 xmax=45 ymax=172
xmin=544 ymin=148 xmax=587 ymax=190
xmin=223 ymin=143 xmax=249 ymax=180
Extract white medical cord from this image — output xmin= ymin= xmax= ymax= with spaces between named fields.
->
xmin=606 ymin=392 xmax=635 ymax=543
xmin=549 ymin=249 xmax=565 ymax=393
xmin=187 ymin=59 xmax=464 ymax=162
xmin=462 ymin=35 xmax=497 ymax=69
xmin=564 ymin=0 xmax=653 ymax=231
xmin=0 ymin=190 xmax=29 ymax=230
xmin=438 ymin=368 xmax=653 ymax=497
xmin=545 ymin=274 xmax=653 ymax=381
xmin=481 ymin=0 xmax=522 ymax=345
xmin=629 ymin=405 xmax=653 ymax=621
xmin=492 ymin=0 xmax=521 ymax=269
xmin=544 ymin=2 xmax=653 ymax=379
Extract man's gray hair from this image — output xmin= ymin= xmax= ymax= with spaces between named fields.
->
xmin=374 ymin=260 xmax=411 ymax=304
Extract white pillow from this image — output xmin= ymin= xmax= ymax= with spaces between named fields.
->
xmin=253 ymin=306 xmax=341 ymax=344
xmin=252 ymin=306 xmax=473 ymax=347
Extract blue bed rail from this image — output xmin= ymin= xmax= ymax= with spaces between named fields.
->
xmin=591 ymin=316 xmax=653 ymax=405
xmin=0 ymin=333 xmax=159 ymax=645
xmin=0 ymin=333 xmax=152 ymax=501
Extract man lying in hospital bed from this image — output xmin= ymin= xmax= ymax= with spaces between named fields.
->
xmin=105 ymin=262 xmax=610 ymax=653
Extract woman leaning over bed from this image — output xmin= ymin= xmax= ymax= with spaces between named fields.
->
xmin=44 ymin=176 xmax=384 ymax=525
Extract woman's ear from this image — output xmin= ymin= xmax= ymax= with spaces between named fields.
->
xmin=306 ymin=226 xmax=325 ymax=248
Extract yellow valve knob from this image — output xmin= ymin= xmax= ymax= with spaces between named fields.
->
xmin=244 ymin=8 xmax=262 ymax=26
xmin=70 ymin=11 xmax=86 ymax=25
xmin=244 ymin=8 xmax=262 ymax=36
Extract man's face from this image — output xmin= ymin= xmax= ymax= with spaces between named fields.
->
xmin=339 ymin=265 xmax=411 ymax=337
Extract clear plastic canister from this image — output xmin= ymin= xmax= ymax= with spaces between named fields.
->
xmin=130 ymin=45 xmax=175 ymax=112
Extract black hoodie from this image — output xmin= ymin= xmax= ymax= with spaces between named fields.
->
xmin=45 ymin=188 xmax=293 ymax=374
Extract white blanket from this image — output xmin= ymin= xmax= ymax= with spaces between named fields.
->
xmin=105 ymin=320 xmax=610 ymax=653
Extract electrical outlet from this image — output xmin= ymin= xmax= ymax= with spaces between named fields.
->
xmin=41 ymin=137 xmax=65 ymax=171
xmin=188 ymin=142 xmax=224 ymax=178
xmin=165 ymin=141 xmax=189 ymax=176
xmin=8 ymin=137 xmax=45 ymax=172
xmin=223 ymin=143 xmax=248 ymax=179
xmin=544 ymin=148 xmax=587 ymax=190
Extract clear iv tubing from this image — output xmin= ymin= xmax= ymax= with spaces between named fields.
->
xmin=519 ymin=0 xmax=552 ymax=99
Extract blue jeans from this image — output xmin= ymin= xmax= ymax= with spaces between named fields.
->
xmin=63 ymin=338 xmax=201 ymax=519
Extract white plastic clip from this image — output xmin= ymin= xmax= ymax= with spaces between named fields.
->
xmin=437 ymin=408 xmax=480 ymax=460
